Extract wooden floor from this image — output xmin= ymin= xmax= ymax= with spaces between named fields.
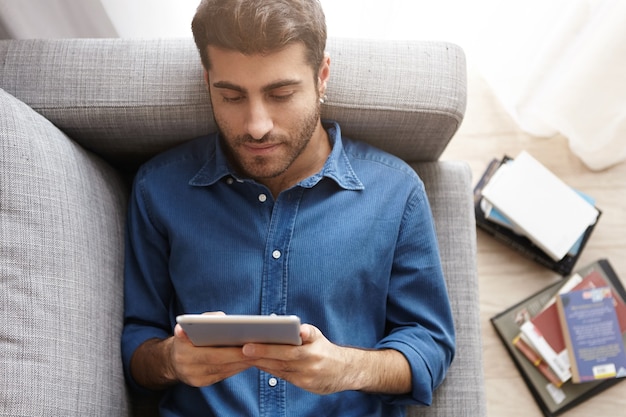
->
xmin=440 ymin=67 xmax=626 ymax=416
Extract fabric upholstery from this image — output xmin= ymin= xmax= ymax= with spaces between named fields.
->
xmin=0 ymin=38 xmax=465 ymax=170
xmin=410 ymin=161 xmax=484 ymax=417
xmin=0 ymin=38 xmax=485 ymax=417
xmin=0 ymin=88 xmax=129 ymax=416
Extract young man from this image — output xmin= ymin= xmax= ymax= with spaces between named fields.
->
xmin=121 ymin=1 xmax=455 ymax=416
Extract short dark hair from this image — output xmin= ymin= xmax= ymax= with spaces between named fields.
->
xmin=191 ymin=0 xmax=327 ymax=72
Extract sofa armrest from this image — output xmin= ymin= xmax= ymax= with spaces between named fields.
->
xmin=0 ymin=88 xmax=130 ymax=416
xmin=409 ymin=161 xmax=486 ymax=417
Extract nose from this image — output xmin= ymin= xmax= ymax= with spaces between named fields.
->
xmin=245 ymin=98 xmax=274 ymax=140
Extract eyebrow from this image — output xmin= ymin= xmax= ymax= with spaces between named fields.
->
xmin=212 ymin=79 xmax=303 ymax=94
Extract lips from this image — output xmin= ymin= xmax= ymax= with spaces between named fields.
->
xmin=242 ymin=143 xmax=281 ymax=156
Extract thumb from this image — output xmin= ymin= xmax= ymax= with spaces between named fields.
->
xmin=300 ymin=324 xmax=319 ymax=344
xmin=174 ymin=324 xmax=192 ymax=343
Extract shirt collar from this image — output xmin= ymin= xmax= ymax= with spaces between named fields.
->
xmin=189 ymin=120 xmax=364 ymax=191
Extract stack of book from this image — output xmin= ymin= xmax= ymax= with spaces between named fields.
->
xmin=492 ymin=259 xmax=626 ymax=416
xmin=474 ymin=151 xmax=601 ymax=276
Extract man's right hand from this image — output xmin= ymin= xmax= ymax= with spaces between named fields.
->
xmin=165 ymin=324 xmax=253 ymax=387
xmin=130 ymin=317 xmax=253 ymax=390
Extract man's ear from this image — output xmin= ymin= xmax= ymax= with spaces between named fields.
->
xmin=318 ymin=53 xmax=331 ymax=93
xmin=203 ymin=69 xmax=210 ymax=91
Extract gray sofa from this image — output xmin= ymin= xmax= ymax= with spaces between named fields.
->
xmin=0 ymin=38 xmax=485 ymax=416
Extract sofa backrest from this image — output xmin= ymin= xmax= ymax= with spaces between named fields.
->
xmin=0 ymin=38 xmax=466 ymax=171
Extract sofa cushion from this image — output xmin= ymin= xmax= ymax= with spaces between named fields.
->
xmin=0 ymin=89 xmax=130 ymax=416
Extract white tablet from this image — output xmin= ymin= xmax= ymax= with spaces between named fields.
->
xmin=176 ymin=314 xmax=302 ymax=347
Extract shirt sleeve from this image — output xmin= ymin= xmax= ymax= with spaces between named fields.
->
xmin=375 ymin=180 xmax=456 ymax=407
xmin=121 ymin=171 xmax=175 ymax=391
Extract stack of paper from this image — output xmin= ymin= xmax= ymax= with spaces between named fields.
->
xmin=481 ymin=151 xmax=599 ymax=261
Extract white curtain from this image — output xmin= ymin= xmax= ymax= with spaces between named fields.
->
xmin=321 ymin=0 xmax=626 ymax=171
xmin=471 ymin=0 xmax=626 ymax=171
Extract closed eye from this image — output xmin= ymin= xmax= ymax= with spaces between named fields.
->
xmin=222 ymin=95 xmax=245 ymax=103
xmin=270 ymin=92 xmax=295 ymax=102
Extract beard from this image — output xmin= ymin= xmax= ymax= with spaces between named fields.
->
xmin=217 ymin=100 xmax=321 ymax=181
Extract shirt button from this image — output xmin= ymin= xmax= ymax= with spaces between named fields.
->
xmin=258 ymin=193 xmax=267 ymax=203
xmin=272 ymin=250 xmax=281 ymax=259
xmin=226 ymin=177 xmax=234 ymax=185
xmin=268 ymin=377 xmax=278 ymax=387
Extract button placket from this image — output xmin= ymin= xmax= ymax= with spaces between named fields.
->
xmin=257 ymin=188 xmax=304 ymax=415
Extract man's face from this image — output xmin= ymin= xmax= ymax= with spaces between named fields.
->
xmin=206 ymin=43 xmax=330 ymax=185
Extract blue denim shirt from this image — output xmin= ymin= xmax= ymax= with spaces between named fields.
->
xmin=122 ymin=121 xmax=455 ymax=417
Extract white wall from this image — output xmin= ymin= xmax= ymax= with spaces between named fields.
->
xmin=0 ymin=0 xmax=117 ymax=38
xmin=99 ymin=0 xmax=198 ymax=38
xmin=0 ymin=0 xmax=486 ymax=48
xmin=98 ymin=0 xmax=485 ymax=49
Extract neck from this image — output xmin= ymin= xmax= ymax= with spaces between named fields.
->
xmin=263 ymin=123 xmax=331 ymax=198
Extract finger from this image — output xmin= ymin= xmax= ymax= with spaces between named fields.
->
xmin=181 ymin=358 xmax=252 ymax=387
xmin=242 ymin=324 xmax=322 ymax=359
xmin=201 ymin=311 xmax=226 ymax=316
xmin=242 ymin=342 xmax=300 ymax=360
xmin=174 ymin=323 xmax=192 ymax=343
xmin=300 ymin=324 xmax=318 ymax=343
xmin=172 ymin=344 xmax=254 ymax=387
